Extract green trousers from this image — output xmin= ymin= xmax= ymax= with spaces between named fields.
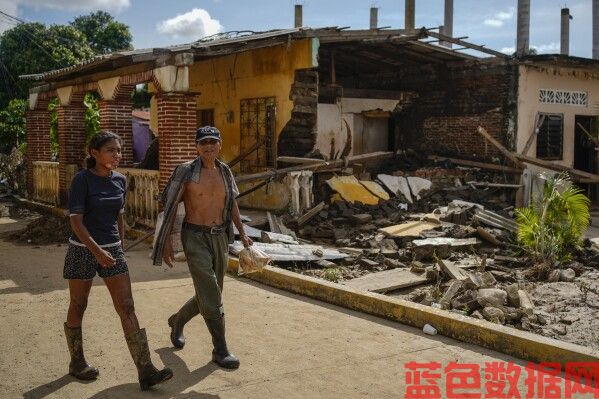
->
xmin=181 ymin=224 xmax=229 ymax=320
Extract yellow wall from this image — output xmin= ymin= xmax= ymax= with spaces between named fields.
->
xmin=188 ymin=38 xmax=316 ymax=166
xmin=517 ymin=65 xmax=599 ymax=167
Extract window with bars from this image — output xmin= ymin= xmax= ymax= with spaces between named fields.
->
xmin=536 ymin=114 xmax=563 ymax=160
xmin=239 ymin=97 xmax=276 ymax=173
xmin=196 ymin=109 xmax=215 ymax=128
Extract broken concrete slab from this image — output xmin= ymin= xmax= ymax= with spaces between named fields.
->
xmin=505 ymin=284 xmax=520 ymax=307
xmin=440 ymin=280 xmax=463 ymax=309
xmin=358 ymin=258 xmax=379 ymax=269
xmin=477 ymin=288 xmax=507 ymax=308
xmin=518 ymin=290 xmax=535 ymax=316
xmin=437 ymin=259 xmax=469 ymax=281
xmin=260 ymin=230 xmax=299 ymax=245
xmin=360 ymin=180 xmax=390 ymax=201
xmin=463 ymin=271 xmax=497 ymax=290
xmin=326 ymin=175 xmax=380 ymax=205
xmin=482 ymin=306 xmax=506 ymax=324
xmin=412 ymin=237 xmax=481 ymax=248
xmin=407 ymin=176 xmax=433 ymax=200
xmin=229 ymin=242 xmax=346 ymax=262
xmin=473 ymin=209 xmax=518 ymax=233
xmin=343 ymin=268 xmax=430 ymax=293
xmin=377 ymin=174 xmax=412 ymax=203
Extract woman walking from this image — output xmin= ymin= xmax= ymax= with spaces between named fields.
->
xmin=63 ymin=131 xmax=172 ymax=390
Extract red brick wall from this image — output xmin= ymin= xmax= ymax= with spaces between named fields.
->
xmin=57 ymin=105 xmax=86 ymax=204
xmin=342 ymin=62 xmax=518 ymax=162
xmin=25 ymin=109 xmax=52 ymax=195
xmin=156 ymin=93 xmax=198 ymax=190
xmin=99 ymin=100 xmax=134 ymax=166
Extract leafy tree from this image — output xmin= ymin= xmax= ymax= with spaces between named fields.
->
xmin=48 ymin=98 xmax=59 ymax=159
xmin=84 ymin=92 xmax=100 ymax=147
xmin=0 ymin=99 xmax=26 ymax=153
xmin=516 ymin=173 xmax=590 ymax=263
xmin=132 ymin=83 xmax=151 ymax=109
xmin=70 ymin=11 xmax=132 ymax=55
xmin=0 ymin=23 xmax=94 ymax=106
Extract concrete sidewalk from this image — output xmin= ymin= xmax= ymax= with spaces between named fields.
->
xmin=0 ymin=235 xmax=571 ymax=398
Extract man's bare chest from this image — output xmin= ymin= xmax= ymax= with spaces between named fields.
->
xmin=184 ymin=170 xmax=225 ymax=199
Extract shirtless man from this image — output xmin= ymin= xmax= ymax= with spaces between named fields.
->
xmin=153 ymin=126 xmax=252 ymax=369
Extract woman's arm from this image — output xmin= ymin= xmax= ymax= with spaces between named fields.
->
xmin=70 ymin=215 xmax=115 ymax=268
xmin=117 ymin=212 xmax=125 ymax=243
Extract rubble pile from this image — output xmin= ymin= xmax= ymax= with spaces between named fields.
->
xmin=256 ymin=164 xmax=599 ymax=346
xmin=8 ymin=214 xmax=71 ymax=245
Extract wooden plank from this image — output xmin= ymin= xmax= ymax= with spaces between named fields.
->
xmin=437 ymin=259 xmax=469 ymax=281
xmin=427 ymin=155 xmax=523 ymax=174
xmin=521 ymin=114 xmax=546 ymax=156
xmin=343 ymin=268 xmax=430 ymax=293
xmin=513 ymin=153 xmax=599 ymax=182
xmin=277 ymin=156 xmax=327 ymax=165
xmin=467 ymin=182 xmax=523 ymax=189
xmin=228 ymin=136 xmax=266 ymax=168
xmin=266 ymin=211 xmax=281 ymax=234
xmin=476 ymin=126 xmax=524 ymax=168
xmin=424 ymin=31 xmax=509 ymax=58
xmin=576 ymin=122 xmax=599 ymax=147
xmin=297 ymin=201 xmax=325 ymax=227
xmin=235 ymin=151 xmax=393 ymax=184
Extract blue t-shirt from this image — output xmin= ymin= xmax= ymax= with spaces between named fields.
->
xmin=68 ymin=169 xmax=126 ymax=245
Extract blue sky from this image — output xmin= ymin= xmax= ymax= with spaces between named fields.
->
xmin=1 ymin=0 xmax=595 ymax=58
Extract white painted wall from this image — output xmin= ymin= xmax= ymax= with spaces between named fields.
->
xmin=517 ymin=65 xmax=599 ymax=167
xmin=315 ymin=98 xmax=399 ymax=159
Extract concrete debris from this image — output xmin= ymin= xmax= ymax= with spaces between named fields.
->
xmin=482 ymin=307 xmax=506 ymax=324
xmin=407 ymin=176 xmax=432 ymax=200
xmin=476 ymin=288 xmax=507 ymax=308
xmin=559 ymin=268 xmax=576 ymax=282
xmin=377 ymin=174 xmax=413 ymax=204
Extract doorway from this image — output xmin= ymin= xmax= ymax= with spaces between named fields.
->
xmin=574 ymin=115 xmax=598 ymax=200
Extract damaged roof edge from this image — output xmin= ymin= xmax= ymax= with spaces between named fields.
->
xmin=20 ymin=26 xmax=500 ymax=86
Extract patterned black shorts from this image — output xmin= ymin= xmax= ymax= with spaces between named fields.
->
xmin=63 ymin=243 xmax=129 ymax=280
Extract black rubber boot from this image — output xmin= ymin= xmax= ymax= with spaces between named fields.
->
xmin=64 ymin=323 xmax=99 ymax=380
xmin=168 ymin=297 xmax=200 ymax=349
xmin=204 ymin=316 xmax=240 ymax=369
xmin=125 ymin=328 xmax=173 ymax=390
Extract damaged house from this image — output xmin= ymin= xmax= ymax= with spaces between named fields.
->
xmin=21 ymin=6 xmax=599 ymax=222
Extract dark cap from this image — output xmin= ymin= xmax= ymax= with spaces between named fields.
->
xmin=195 ymin=126 xmax=221 ymax=142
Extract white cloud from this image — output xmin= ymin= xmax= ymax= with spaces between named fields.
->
xmin=535 ymin=42 xmax=559 ymax=53
xmin=157 ymin=8 xmax=223 ymax=39
xmin=500 ymin=42 xmax=560 ymax=55
xmin=20 ymin=0 xmax=130 ymax=11
xmin=484 ymin=7 xmax=515 ymax=28
xmin=484 ymin=19 xmax=503 ymax=27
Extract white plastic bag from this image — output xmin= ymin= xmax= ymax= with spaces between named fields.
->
xmin=238 ymin=246 xmax=271 ymax=275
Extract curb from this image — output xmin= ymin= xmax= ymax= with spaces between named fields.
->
xmin=227 ymin=257 xmax=599 ymax=366
xmin=9 ymin=197 xmax=599 ymax=365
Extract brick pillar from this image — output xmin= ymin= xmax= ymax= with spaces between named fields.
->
xmin=99 ymin=99 xmax=134 ymax=166
xmin=156 ymin=93 xmax=198 ymax=190
xmin=25 ymin=109 xmax=52 ymax=196
xmin=57 ymin=105 xmax=86 ymax=205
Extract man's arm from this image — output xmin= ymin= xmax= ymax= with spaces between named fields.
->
xmin=231 ymin=199 xmax=252 ymax=248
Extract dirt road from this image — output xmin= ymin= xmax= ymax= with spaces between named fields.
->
xmin=0 ymin=215 xmax=573 ymax=398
